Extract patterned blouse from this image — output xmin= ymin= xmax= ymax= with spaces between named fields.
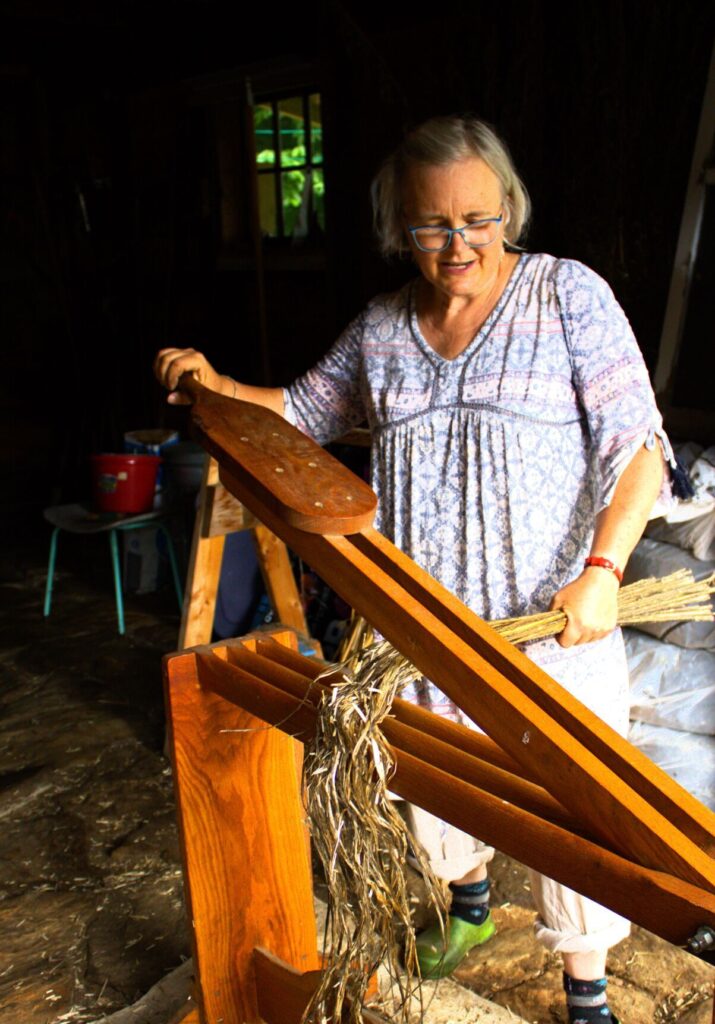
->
xmin=284 ymin=253 xmax=670 ymax=723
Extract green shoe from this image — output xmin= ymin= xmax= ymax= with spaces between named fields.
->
xmin=415 ymin=912 xmax=496 ymax=979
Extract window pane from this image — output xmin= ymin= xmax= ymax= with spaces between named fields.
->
xmin=309 ymin=93 xmax=323 ymax=164
xmin=258 ymin=173 xmax=278 ymax=237
xmin=313 ymin=167 xmax=325 ymax=230
xmin=282 ymin=169 xmax=306 ymax=235
xmin=254 ymin=103 xmax=276 ymax=168
xmin=279 ymin=96 xmax=306 ymax=168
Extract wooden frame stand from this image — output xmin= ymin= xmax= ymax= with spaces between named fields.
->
xmin=164 ymin=379 xmax=715 ymax=1022
xmin=165 ymin=628 xmax=386 ymax=1024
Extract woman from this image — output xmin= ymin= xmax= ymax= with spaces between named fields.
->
xmin=155 ymin=116 xmax=670 ymax=1024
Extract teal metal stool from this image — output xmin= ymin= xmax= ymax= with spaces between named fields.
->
xmin=43 ymin=504 xmax=183 ymax=635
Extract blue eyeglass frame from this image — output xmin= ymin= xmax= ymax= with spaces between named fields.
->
xmin=407 ymin=212 xmax=504 ymax=253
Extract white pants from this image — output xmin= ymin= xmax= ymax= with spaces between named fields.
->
xmin=403 ymin=632 xmax=632 ymax=954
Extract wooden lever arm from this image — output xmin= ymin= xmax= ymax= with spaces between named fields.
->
xmin=179 ymin=371 xmax=377 ymax=534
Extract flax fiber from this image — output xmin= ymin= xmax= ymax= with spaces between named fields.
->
xmin=302 ymin=642 xmax=446 ymax=1024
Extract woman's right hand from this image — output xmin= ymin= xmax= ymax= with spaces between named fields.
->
xmin=153 ymin=347 xmax=226 ymax=404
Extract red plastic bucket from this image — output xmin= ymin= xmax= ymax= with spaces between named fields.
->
xmin=91 ymin=454 xmax=161 ymax=513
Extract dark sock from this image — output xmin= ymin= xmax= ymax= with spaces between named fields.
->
xmin=448 ymin=878 xmax=490 ymax=926
xmin=563 ymin=973 xmax=614 ymax=1023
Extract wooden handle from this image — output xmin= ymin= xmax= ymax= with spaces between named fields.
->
xmin=179 ymin=372 xmax=377 ymax=535
xmin=176 ymin=371 xmax=204 ymax=402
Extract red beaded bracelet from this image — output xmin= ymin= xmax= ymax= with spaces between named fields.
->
xmin=584 ymin=556 xmax=623 ymax=583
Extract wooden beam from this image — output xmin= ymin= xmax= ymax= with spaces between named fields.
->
xmin=252 ymin=522 xmax=309 ymax=634
xmin=352 ymin=527 xmax=715 ymax=856
xmin=180 ymin=457 xmax=310 ymax=649
xmin=178 ymin=457 xmax=225 ymax=649
xmin=164 ymin=638 xmax=319 ymax=1024
xmin=203 ymin=480 xmax=256 ymax=537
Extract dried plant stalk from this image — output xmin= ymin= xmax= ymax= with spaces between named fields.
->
xmin=491 ymin=570 xmax=715 ymax=644
xmin=335 ymin=607 xmax=375 ymax=664
xmin=302 ymin=641 xmax=447 ymax=1024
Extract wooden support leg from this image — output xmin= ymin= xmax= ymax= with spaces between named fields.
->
xmin=164 ymin=640 xmax=320 ymax=1024
xmin=179 ymin=459 xmax=227 ymax=649
xmin=252 ymin=522 xmax=310 ymax=636
xmin=179 ymin=457 xmax=314 ymax=650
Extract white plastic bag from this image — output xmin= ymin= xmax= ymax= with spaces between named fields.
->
xmin=646 ymin=509 xmax=715 ymax=561
xmin=624 ymin=628 xmax=715 ymax=735
xmin=623 ymin=538 xmax=715 ymax=649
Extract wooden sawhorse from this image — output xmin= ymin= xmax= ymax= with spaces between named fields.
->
xmin=179 ymin=457 xmax=311 ymax=649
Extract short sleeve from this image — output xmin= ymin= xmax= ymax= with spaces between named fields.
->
xmin=283 ymin=312 xmax=368 ymax=445
xmin=553 ymin=259 xmax=674 ymax=510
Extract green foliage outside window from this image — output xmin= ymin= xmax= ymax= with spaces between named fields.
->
xmin=254 ymin=94 xmax=325 ymax=239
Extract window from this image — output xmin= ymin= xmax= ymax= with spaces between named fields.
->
xmin=254 ymin=92 xmax=325 ymax=240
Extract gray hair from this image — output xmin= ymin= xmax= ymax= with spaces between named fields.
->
xmin=371 ymin=115 xmax=531 ymax=256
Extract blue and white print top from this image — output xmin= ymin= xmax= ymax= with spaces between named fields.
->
xmin=285 ymin=254 xmax=668 ymax=631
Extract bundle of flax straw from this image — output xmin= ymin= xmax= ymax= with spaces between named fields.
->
xmin=490 ymin=568 xmax=715 ymax=645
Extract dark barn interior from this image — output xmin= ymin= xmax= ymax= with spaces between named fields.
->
xmin=2 ymin=1 xmax=715 ymax=1022
xmin=4 ymin=0 xmax=715 ymax=519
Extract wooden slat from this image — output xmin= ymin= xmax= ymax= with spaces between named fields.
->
xmin=216 ymin=466 xmax=715 ymax=893
xmin=164 ymin=643 xmax=320 ymax=1024
xmin=179 ymin=457 xmax=225 ymax=649
xmin=252 ymin=522 xmax=309 ymax=634
xmin=186 ymin=645 xmax=715 ymax=948
xmin=219 ymin=647 xmax=577 ymax=831
xmin=254 ymin=635 xmax=537 ymax=781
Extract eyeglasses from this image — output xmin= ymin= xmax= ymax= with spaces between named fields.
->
xmin=407 ymin=212 xmax=503 ymax=253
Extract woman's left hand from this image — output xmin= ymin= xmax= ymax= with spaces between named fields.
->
xmin=549 ymin=567 xmax=620 ymax=648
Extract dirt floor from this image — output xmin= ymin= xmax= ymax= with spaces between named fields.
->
xmin=1 ymin=524 xmax=713 ymax=1024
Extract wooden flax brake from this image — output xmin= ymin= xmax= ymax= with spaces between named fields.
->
xmin=164 ymin=375 xmax=715 ymax=1024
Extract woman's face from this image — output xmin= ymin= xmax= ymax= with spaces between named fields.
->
xmin=401 ymin=157 xmax=507 ymax=303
